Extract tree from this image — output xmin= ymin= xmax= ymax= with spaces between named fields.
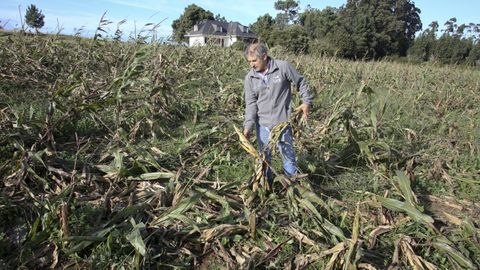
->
xmin=332 ymin=0 xmax=422 ymax=59
xmin=434 ymin=18 xmax=475 ymax=65
xmin=409 ymin=19 xmax=480 ymax=65
xmin=392 ymin=0 xmax=422 ymax=55
xmin=299 ymin=6 xmax=338 ymax=40
xmin=274 ymin=0 xmax=300 ymax=28
xmin=299 ymin=6 xmax=339 ymax=56
xmin=435 ymin=34 xmax=471 ymax=64
xmin=443 ymin=17 xmax=457 ymax=34
xmin=215 ymin=14 xmax=227 ymax=22
xmin=171 ymin=4 xmax=214 ymax=42
xmin=251 ymin=14 xmax=276 ymax=46
xmin=25 ymin=4 xmax=45 ymax=33
xmin=466 ymin=42 xmax=480 ymax=66
xmin=408 ymin=21 xmax=438 ymax=61
xmin=472 ymin=23 xmax=480 ymax=41
xmin=332 ymin=0 xmax=376 ymax=59
xmin=330 ymin=23 xmax=358 ymax=58
xmin=272 ymin=25 xmax=309 ymax=54
xmin=429 ymin=21 xmax=440 ymax=33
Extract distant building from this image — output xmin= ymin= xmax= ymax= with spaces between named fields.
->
xmin=185 ymin=20 xmax=257 ymax=47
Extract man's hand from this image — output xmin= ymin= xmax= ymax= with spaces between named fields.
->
xmin=299 ymin=103 xmax=310 ymax=118
xmin=243 ymin=128 xmax=251 ymax=140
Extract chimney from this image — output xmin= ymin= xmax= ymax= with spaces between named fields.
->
xmin=194 ymin=24 xmax=198 ymax=31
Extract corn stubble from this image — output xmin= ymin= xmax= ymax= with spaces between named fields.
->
xmin=0 ymin=25 xmax=479 ymax=269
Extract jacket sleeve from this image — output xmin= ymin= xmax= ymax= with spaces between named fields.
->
xmin=243 ymin=75 xmax=258 ymax=131
xmin=285 ymin=62 xmax=313 ymax=106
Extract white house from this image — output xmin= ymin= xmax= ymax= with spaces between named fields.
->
xmin=185 ymin=20 xmax=257 ymax=47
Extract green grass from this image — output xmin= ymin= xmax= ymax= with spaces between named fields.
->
xmin=0 ymin=31 xmax=479 ymax=269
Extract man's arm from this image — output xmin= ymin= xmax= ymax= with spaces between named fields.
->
xmin=243 ymin=76 xmax=257 ymax=138
xmin=285 ymin=62 xmax=313 ymax=117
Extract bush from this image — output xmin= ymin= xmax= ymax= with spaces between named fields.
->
xmin=308 ymin=38 xmax=336 ymax=57
xmin=229 ymin=40 xmax=246 ymax=51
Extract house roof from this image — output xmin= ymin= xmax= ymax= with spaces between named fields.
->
xmin=185 ymin=20 xmax=256 ymax=38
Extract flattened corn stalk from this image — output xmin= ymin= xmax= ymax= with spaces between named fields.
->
xmin=0 ymin=29 xmax=479 ymax=270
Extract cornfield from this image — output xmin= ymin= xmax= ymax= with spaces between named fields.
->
xmin=0 ymin=26 xmax=479 ymax=269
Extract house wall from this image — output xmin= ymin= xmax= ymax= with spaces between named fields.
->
xmin=225 ymin=36 xmax=238 ymax=47
xmin=189 ymin=35 xmax=249 ymax=47
xmin=189 ymin=36 xmax=205 ymax=46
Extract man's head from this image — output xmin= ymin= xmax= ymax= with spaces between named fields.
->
xmin=245 ymin=43 xmax=269 ymax=73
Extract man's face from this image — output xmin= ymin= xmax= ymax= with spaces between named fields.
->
xmin=247 ymin=53 xmax=268 ymax=73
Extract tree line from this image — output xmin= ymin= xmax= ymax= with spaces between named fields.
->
xmin=409 ymin=19 xmax=480 ymax=65
xmin=172 ymin=0 xmax=480 ymax=66
xmin=17 ymin=2 xmax=480 ymax=66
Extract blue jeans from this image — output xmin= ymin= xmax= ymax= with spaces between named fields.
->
xmin=256 ymin=124 xmax=297 ymax=185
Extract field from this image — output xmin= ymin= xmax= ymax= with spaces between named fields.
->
xmin=0 ymin=31 xmax=479 ymax=269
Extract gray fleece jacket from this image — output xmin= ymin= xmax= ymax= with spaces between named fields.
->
xmin=243 ymin=58 xmax=313 ymax=131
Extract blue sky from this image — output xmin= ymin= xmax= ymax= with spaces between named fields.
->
xmin=1 ymin=1 xmax=479 ymax=38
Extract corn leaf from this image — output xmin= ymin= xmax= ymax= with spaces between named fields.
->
xmin=376 ymin=195 xmax=433 ymax=225
xmin=126 ymin=218 xmax=146 ymax=256
xmin=151 ymin=193 xmax=201 ymax=226
xmin=432 ymin=240 xmax=475 ymax=269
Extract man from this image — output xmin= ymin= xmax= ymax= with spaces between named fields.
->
xmin=243 ymin=43 xmax=313 ymax=187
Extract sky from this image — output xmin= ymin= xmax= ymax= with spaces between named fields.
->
xmin=1 ymin=0 xmax=479 ymax=39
